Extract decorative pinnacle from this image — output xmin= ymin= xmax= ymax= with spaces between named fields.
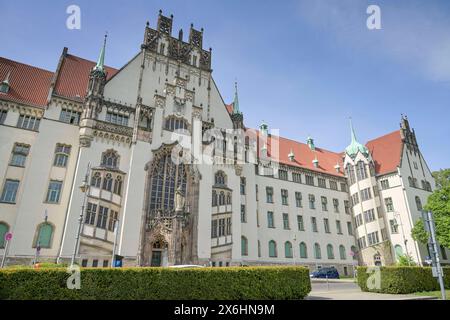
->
xmin=93 ymin=33 xmax=107 ymax=74
xmin=232 ymin=81 xmax=241 ymax=115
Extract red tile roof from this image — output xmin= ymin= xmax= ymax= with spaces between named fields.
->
xmin=0 ymin=57 xmax=53 ymax=108
xmin=54 ymin=54 xmax=117 ymax=102
xmin=225 ymin=103 xmax=233 ymax=115
xmin=366 ymin=130 xmax=403 ymax=175
xmin=253 ymin=131 xmax=345 ymax=177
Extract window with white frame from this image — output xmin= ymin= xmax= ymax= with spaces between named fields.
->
xmin=10 ymin=143 xmax=30 ymax=167
xmin=17 ymin=114 xmax=40 ymax=131
xmin=0 ymin=180 xmax=19 ymax=203
xmin=46 ymin=180 xmax=62 ymax=203
xmin=53 ymin=144 xmax=71 ymax=167
xmin=59 ymin=108 xmax=81 ymax=125
xmin=106 ymin=112 xmax=129 ymax=126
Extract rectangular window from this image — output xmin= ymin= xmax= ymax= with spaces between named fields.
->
xmin=324 ymin=218 xmax=330 ymax=233
xmin=59 ymin=108 xmax=81 ymax=125
xmin=281 ymin=189 xmax=288 ymax=205
xmin=105 ymin=112 xmax=129 ymax=126
xmin=355 ymin=214 xmax=363 ymax=227
xmin=295 ymin=192 xmax=302 ymax=207
xmin=336 ymin=220 xmax=342 ymax=234
xmin=46 ymin=180 xmax=62 ymax=203
xmin=92 ymin=260 xmax=98 ymax=268
xmin=360 ymin=187 xmax=372 ymax=202
xmin=96 ymin=206 xmax=109 ymax=229
xmin=311 ymin=217 xmax=318 ymax=232
xmin=318 ymin=178 xmax=326 ymax=188
xmin=241 ymin=205 xmax=247 ymax=223
xmin=321 ymin=196 xmax=328 ymax=211
xmin=363 ymin=209 xmax=376 ymax=223
xmin=329 ymin=180 xmax=338 ymax=190
xmin=305 ymin=175 xmax=314 ymax=186
xmin=358 ymin=236 xmax=367 ymax=249
xmin=81 ymin=259 xmax=88 ymax=267
xmin=344 ymin=200 xmax=351 ymax=214
xmin=103 ymin=260 xmax=109 ymax=268
xmin=53 ymin=144 xmax=71 ymax=167
xmin=341 ymin=183 xmax=348 ymax=192
xmin=279 ymin=170 xmax=288 ymax=180
xmin=240 ymin=177 xmax=246 ymax=195
xmin=85 ymin=203 xmax=97 ymax=225
xmin=356 ymin=161 xmax=368 ymax=181
xmin=292 ymin=172 xmax=302 ymax=183
xmin=108 ymin=210 xmax=119 ymax=232
xmin=17 ymin=114 xmax=40 ymax=131
xmin=226 ymin=217 xmax=232 ymax=235
xmin=347 ymin=222 xmax=353 ymax=236
xmin=389 ymin=219 xmax=399 ymax=234
xmin=297 ymin=215 xmax=304 ymax=231
xmin=0 ymin=180 xmax=19 ymax=203
xmin=266 ymin=187 xmax=273 ymax=203
xmin=333 ymin=198 xmax=339 ymax=213
xmin=218 ymin=219 xmax=225 ymax=236
xmin=385 ymin=197 xmax=394 ymax=212
xmin=0 ymin=109 xmax=7 ymax=124
xmin=352 ymin=193 xmax=360 ymax=205
xmin=380 ymin=179 xmax=390 ymax=190
xmin=367 ymin=231 xmax=380 ymax=246
xmin=267 ymin=211 xmax=275 ymax=228
xmin=283 ymin=213 xmax=290 ymax=230
xmin=10 ymin=143 xmax=30 ymax=167
xmin=309 ymin=194 xmax=315 ymax=209
xmin=211 ymin=220 xmax=218 ymax=238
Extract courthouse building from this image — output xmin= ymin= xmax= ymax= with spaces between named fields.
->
xmin=0 ymin=12 xmax=448 ymax=273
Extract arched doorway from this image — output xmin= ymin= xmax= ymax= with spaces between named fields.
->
xmin=150 ymin=241 xmax=166 ymax=267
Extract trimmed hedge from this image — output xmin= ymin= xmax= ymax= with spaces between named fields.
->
xmin=0 ymin=266 xmax=311 ymax=300
xmin=357 ymin=266 xmax=450 ymax=294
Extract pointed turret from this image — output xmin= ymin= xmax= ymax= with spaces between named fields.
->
xmin=345 ymin=118 xmax=369 ymax=158
xmin=93 ymin=34 xmax=107 ymax=75
xmin=231 ymin=82 xmax=244 ymax=129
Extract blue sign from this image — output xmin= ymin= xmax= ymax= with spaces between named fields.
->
xmin=114 ymin=260 xmax=122 ymax=268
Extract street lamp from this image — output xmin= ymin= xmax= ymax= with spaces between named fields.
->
xmin=70 ymin=163 xmax=91 ymax=267
xmin=392 ymin=211 xmax=410 ymax=265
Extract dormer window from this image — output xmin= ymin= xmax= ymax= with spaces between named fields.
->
xmin=0 ymin=82 xmax=9 ymax=94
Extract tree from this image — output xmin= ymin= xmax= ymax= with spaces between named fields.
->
xmin=396 ymin=254 xmax=417 ymax=266
xmin=411 ymin=170 xmax=450 ymax=249
xmin=432 ymin=169 xmax=450 ymax=189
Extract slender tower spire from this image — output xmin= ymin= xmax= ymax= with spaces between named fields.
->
xmin=93 ymin=33 xmax=107 ymax=74
xmin=346 ymin=117 xmax=369 ymax=158
xmin=232 ymin=81 xmax=241 ymax=115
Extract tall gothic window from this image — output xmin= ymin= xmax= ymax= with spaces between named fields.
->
xmin=149 ymin=151 xmax=187 ymax=212
xmin=101 ymin=150 xmax=119 ymax=169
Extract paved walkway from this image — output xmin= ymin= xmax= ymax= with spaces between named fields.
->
xmin=306 ymin=279 xmax=436 ymax=300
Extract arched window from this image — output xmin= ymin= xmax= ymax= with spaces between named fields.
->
xmin=103 ymin=173 xmax=113 ymax=192
xmin=339 ymin=245 xmax=346 ymax=260
xmin=101 ymin=150 xmax=120 ymax=169
xmin=314 ymin=243 xmax=321 ymax=259
xmin=299 ymin=242 xmax=308 ymax=258
xmin=351 ymin=246 xmax=358 ymax=260
xmin=165 ymin=117 xmax=188 ymax=132
xmin=113 ymin=176 xmax=122 ymax=195
xmin=327 ymin=244 xmax=335 ymax=259
xmin=90 ymin=172 xmax=101 ymax=188
xmin=212 ymin=190 xmax=217 ymax=206
xmin=149 ymin=151 xmax=187 ymax=212
xmin=226 ymin=193 xmax=232 ymax=205
xmin=285 ymin=241 xmax=293 ymax=258
xmin=215 ymin=171 xmax=226 ymax=186
xmin=415 ymin=196 xmax=422 ymax=211
xmin=241 ymin=236 xmax=248 ymax=256
xmin=0 ymin=222 xmax=9 ymax=248
xmin=394 ymin=245 xmax=403 ymax=259
xmin=35 ymin=223 xmax=54 ymax=248
xmin=219 ymin=192 xmax=225 ymax=206
xmin=408 ymin=176 xmax=414 ymax=187
xmin=269 ymin=240 xmax=277 ymax=257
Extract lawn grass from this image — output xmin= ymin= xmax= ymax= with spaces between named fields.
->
xmin=414 ymin=290 xmax=450 ymax=299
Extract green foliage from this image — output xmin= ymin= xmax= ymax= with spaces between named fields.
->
xmin=0 ymin=266 xmax=311 ymax=300
xmin=357 ymin=266 xmax=450 ymax=294
xmin=432 ymin=169 xmax=450 ymax=189
xmin=396 ymin=254 xmax=417 ymax=266
xmin=411 ymin=219 xmax=429 ymax=244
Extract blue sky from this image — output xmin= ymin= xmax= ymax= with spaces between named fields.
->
xmin=1 ymin=0 xmax=449 ymax=171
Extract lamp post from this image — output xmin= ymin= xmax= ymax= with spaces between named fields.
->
xmin=70 ymin=163 xmax=91 ymax=267
xmin=393 ymin=211 xmax=410 ymax=265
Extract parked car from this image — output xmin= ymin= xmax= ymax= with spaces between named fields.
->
xmin=310 ymin=267 xmax=340 ymax=279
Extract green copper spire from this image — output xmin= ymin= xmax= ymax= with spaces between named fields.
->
xmin=345 ymin=118 xmax=369 ymax=158
xmin=93 ymin=33 xmax=107 ymax=74
xmin=232 ymin=82 xmax=241 ymax=115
